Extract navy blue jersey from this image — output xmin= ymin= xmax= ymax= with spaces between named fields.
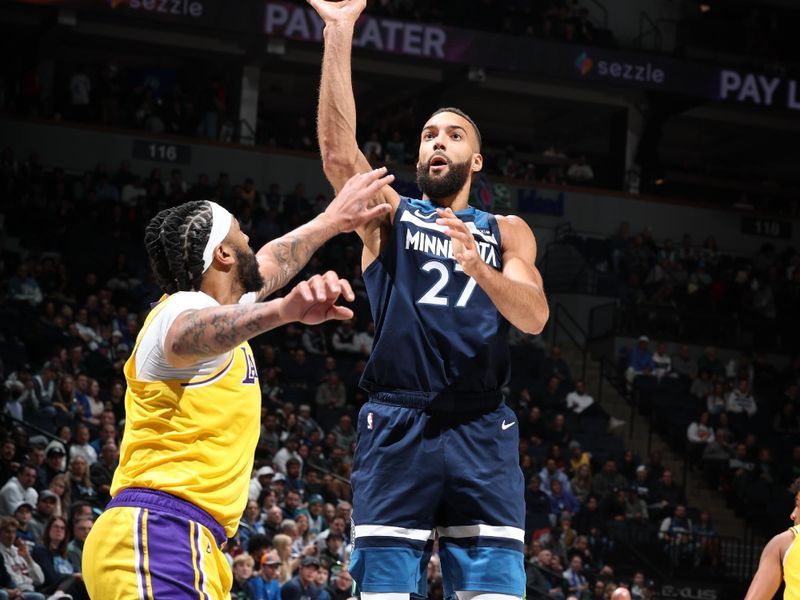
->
xmin=361 ymin=196 xmax=510 ymax=400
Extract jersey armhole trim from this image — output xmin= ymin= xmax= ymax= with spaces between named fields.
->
xmin=179 ymin=350 xmax=236 ymax=388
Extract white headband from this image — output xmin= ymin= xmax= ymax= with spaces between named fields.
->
xmin=202 ymin=201 xmax=233 ymax=273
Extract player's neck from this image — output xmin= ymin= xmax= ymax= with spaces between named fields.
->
xmin=199 ymin=271 xmax=243 ymax=305
xmin=423 ymin=188 xmax=471 ymax=212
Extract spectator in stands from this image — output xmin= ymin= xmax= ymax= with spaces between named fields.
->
xmin=27 ymin=493 xmax=56 ymax=546
xmin=0 ymin=516 xmax=44 ymax=598
xmin=726 ymin=377 xmax=758 ymax=417
xmin=331 ymin=416 xmax=355 ymax=451
xmin=0 ymin=466 xmax=38 ymax=516
xmin=649 ymin=469 xmax=686 ymax=522
xmin=540 ymin=458 xmax=572 ymax=495
xmin=690 ymin=370 xmax=714 ymax=401
xmin=694 ymin=509 xmax=720 ymax=570
xmin=706 ymin=382 xmax=727 ymax=416
xmin=67 ymin=516 xmax=92 ymax=572
xmin=601 ymin=487 xmax=627 ymax=522
xmin=8 ymin=265 xmax=43 ymax=307
xmin=570 ymin=465 xmax=593 ymax=504
xmin=64 ymin=456 xmax=97 ymax=508
xmin=239 ymin=500 xmax=267 ymax=552
xmin=249 ymin=550 xmax=282 ymax=600
xmin=68 ymin=425 xmax=97 ymax=467
xmin=567 ymin=156 xmax=594 ymax=185
xmin=697 ymin=347 xmax=725 ymax=378
xmin=541 ymin=377 xmax=567 ymax=411
xmin=540 ymin=346 xmax=572 ymax=385
xmin=625 ymin=337 xmax=656 ymax=384
xmin=651 ymin=342 xmax=672 ymax=379
xmin=281 ymin=555 xmax=322 ymax=600
xmin=565 ymin=380 xmax=599 ymax=417
xmin=315 ymin=374 xmax=346 ymax=412
xmin=231 ymin=552 xmax=255 ymax=599
xmin=532 ymin=549 xmax=567 ymax=600
xmin=31 ymin=515 xmax=84 ymax=597
xmin=331 ymin=320 xmax=358 ymax=355
xmin=525 ymin=475 xmax=551 ymax=535
xmin=671 ymin=345 xmax=694 ymax=379
xmin=659 ymin=504 xmax=694 ymax=568
xmin=326 ymin=569 xmax=352 ymax=600
xmin=563 ymin=554 xmax=590 ymax=599
xmin=591 ymin=460 xmax=627 ymax=500
xmin=273 ymin=436 xmax=303 ymax=476
xmin=546 ymin=414 xmax=571 ymax=447
xmin=687 ymin=411 xmax=715 ymax=463
xmin=520 ymin=405 xmax=547 ymax=447
xmin=548 ymin=479 xmax=580 ymax=523
xmin=250 ymin=466 xmax=275 ymax=502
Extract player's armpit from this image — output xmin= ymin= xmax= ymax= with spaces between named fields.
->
xmin=744 ymin=532 xmax=789 ymax=600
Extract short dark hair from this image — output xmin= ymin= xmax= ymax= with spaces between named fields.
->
xmin=790 ymin=478 xmax=800 ymax=496
xmin=428 ymin=107 xmax=482 ymax=150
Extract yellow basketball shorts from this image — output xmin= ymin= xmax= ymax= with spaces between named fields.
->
xmin=83 ymin=494 xmax=232 ymax=599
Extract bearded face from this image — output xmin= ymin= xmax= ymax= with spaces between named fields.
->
xmin=415 ymin=156 xmax=473 ymax=201
xmin=235 ymin=246 xmax=265 ymax=293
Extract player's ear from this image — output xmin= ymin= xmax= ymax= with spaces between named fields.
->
xmin=214 ymin=242 xmax=236 ymax=267
xmin=471 ymin=153 xmax=483 ymax=173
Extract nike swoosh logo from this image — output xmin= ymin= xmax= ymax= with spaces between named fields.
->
xmin=413 ymin=209 xmax=435 ymax=220
xmin=501 ymin=420 xmax=516 ymax=431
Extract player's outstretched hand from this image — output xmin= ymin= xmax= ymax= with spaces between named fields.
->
xmin=436 ymin=207 xmax=486 ymax=279
xmin=324 ymin=167 xmax=394 ymax=233
xmin=279 ymin=271 xmax=355 ymax=325
xmin=307 ymin=0 xmax=367 ymax=24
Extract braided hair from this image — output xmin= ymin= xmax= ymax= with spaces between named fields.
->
xmin=143 ymin=201 xmax=214 ymax=294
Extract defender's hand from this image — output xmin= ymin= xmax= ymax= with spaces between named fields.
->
xmin=307 ymin=0 xmax=367 ymax=24
xmin=436 ymin=208 xmax=487 ymax=279
xmin=279 ymin=271 xmax=355 ymax=325
xmin=324 ymin=167 xmax=394 ymax=233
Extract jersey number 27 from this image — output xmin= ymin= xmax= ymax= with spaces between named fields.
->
xmin=417 ymin=260 xmax=478 ymax=308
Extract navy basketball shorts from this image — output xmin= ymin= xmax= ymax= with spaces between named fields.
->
xmin=348 ymin=395 xmax=526 ymax=597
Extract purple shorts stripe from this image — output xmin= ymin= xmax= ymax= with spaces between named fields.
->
xmin=135 ymin=508 xmax=148 ymax=598
xmin=194 ymin=522 xmax=208 ymax=600
xmin=144 ymin=510 xmax=205 ymax=598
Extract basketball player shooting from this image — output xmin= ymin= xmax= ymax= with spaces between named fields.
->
xmin=311 ymin=1 xmax=549 ymax=598
xmin=81 ymin=168 xmax=394 ymax=599
xmin=744 ymin=478 xmax=800 ymax=600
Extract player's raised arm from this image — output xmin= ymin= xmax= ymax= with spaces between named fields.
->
xmin=436 ymin=209 xmax=549 ymax=335
xmin=744 ymin=531 xmax=789 ymax=600
xmin=165 ymin=272 xmax=355 ymax=368
xmin=254 ymin=168 xmax=393 ymax=299
xmin=309 ymin=0 xmax=400 ymax=229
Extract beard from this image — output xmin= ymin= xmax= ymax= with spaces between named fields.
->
xmin=235 ymin=247 xmax=265 ymax=293
xmin=416 ymin=157 xmax=472 ymax=200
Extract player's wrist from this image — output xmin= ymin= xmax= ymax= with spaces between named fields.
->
xmin=316 ymin=211 xmax=344 ymax=235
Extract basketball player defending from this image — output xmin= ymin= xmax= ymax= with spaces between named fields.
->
xmin=744 ymin=478 xmax=800 ymax=600
xmin=311 ymin=1 xmax=549 ymax=598
xmin=82 ymin=168 xmax=394 ymax=599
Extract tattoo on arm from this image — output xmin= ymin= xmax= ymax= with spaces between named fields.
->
xmin=170 ymin=303 xmax=282 ymax=361
xmin=258 ymin=221 xmax=338 ymax=299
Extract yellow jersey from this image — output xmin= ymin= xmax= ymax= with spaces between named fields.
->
xmin=111 ymin=295 xmax=261 ymax=538
xmin=785 ymin=526 xmax=800 ymax=600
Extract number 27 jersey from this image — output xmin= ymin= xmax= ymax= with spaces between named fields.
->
xmin=361 ymin=196 xmax=510 ymax=399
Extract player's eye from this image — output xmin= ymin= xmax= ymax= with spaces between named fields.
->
xmin=451 ymin=133 xmax=462 ymax=141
